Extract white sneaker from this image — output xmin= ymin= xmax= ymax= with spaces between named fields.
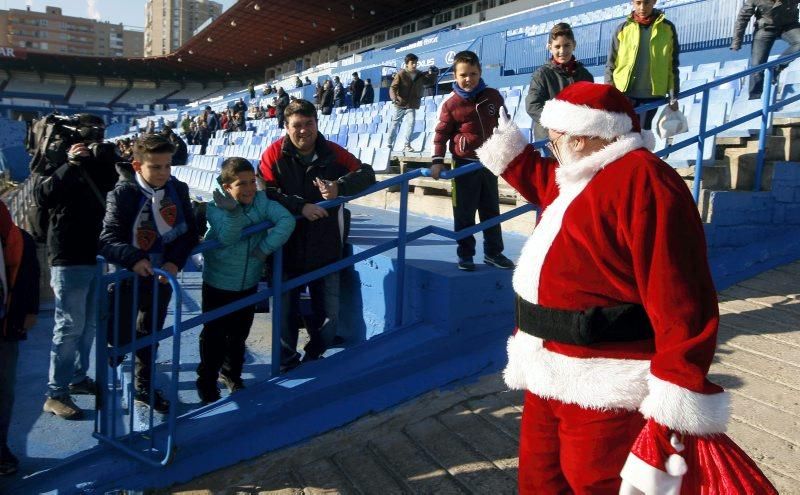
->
xmin=402 ymin=145 xmax=415 ymax=152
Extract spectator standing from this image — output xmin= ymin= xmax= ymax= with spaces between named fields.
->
xmin=144 ymin=120 xmax=156 ymax=134
xmin=732 ymin=0 xmax=800 ymax=100
xmin=320 ymin=80 xmax=334 ymax=115
xmin=248 ymin=81 xmax=256 ymax=99
xmin=361 ymin=78 xmax=375 ymax=105
xmin=430 ymin=51 xmax=515 ymax=272
xmin=605 ymin=0 xmax=680 ymax=130
xmin=295 ymin=76 xmax=304 ymax=88
xmin=205 ymin=106 xmax=220 ymax=134
xmin=304 ymin=76 xmax=313 ymax=86
xmin=349 ymin=72 xmax=365 ymax=108
xmin=332 ymin=76 xmax=345 ymax=108
xmin=0 ymin=200 xmax=40 ymax=476
xmin=387 ymin=53 xmax=439 ymax=152
xmin=99 ymin=134 xmax=198 ymax=414
xmin=180 ymin=115 xmax=192 ymax=136
xmin=422 ymin=67 xmax=438 ymax=97
xmin=197 ymin=157 xmax=295 ymax=403
xmin=35 ymin=114 xmax=119 ymax=420
xmin=314 ymin=82 xmax=323 ymax=109
xmin=258 ymin=99 xmax=376 ymax=370
xmin=526 ymin=23 xmax=594 ymax=140
xmin=275 ymin=87 xmax=290 ymax=129
xmin=219 ymin=110 xmax=229 ymax=132
xmin=233 ymin=98 xmax=248 ymax=118
xmin=162 ymin=126 xmax=188 ymax=166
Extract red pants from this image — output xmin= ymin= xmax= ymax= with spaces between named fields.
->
xmin=519 ymin=391 xmax=646 ymax=494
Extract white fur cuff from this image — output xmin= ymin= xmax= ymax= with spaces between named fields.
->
xmin=639 ymin=374 xmax=730 ymax=435
xmin=476 ymin=121 xmax=528 ymax=176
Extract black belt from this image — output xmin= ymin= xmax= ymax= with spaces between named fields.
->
xmin=515 ymin=296 xmax=655 ymax=346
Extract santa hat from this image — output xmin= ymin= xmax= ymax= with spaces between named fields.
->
xmin=540 ymin=82 xmax=645 ymax=142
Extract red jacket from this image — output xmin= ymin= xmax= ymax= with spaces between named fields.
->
xmin=432 ymin=88 xmax=506 ymax=164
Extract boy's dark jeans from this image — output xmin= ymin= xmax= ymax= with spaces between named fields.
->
xmin=748 ymin=25 xmax=800 ymax=99
xmin=197 ymin=283 xmax=257 ymax=385
xmin=134 ymin=279 xmax=172 ymax=393
xmin=452 ymin=158 xmax=504 ymax=259
xmin=0 ymin=340 xmax=19 ymax=449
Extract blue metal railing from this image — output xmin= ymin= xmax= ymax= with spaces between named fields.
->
xmin=92 ymin=161 xmax=536 ymax=465
xmin=632 ymin=51 xmax=800 ymax=201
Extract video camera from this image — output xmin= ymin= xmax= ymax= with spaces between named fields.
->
xmin=25 ymin=113 xmax=117 ymax=174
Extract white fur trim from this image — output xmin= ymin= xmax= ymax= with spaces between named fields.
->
xmin=620 ymin=453 xmax=683 ymax=495
xmin=639 ymin=374 xmax=730 ymax=435
xmin=541 ymin=98 xmax=633 ymax=140
xmin=511 ymin=132 xmax=644 ymax=304
xmin=555 ymin=133 xmax=644 ymax=188
xmin=503 ymin=332 xmax=651 ymax=410
xmin=641 ymin=129 xmax=656 ymax=151
xmin=476 ymin=120 xmax=529 ymax=176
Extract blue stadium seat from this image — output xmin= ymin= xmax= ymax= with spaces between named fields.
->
xmin=372 ymin=147 xmax=391 ymax=173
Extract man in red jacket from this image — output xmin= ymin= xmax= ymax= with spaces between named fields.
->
xmin=430 ymin=50 xmax=514 ymax=272
xmin=258 ymin=99 xmax=375 ymax=370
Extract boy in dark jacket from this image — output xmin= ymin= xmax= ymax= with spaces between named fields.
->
xmin=430 ymin=51 xmax=515 ymax=272
xmin=0 ymin=201 xmax=39 ymax=476
xmin=99 ymin=134 xmax=198 ymax=414
xmin=526 ymin=23 xmax=594 ymax=140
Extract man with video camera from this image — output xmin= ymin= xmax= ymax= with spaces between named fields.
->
xmin=33 ymin=113 xmax=119 ymax=420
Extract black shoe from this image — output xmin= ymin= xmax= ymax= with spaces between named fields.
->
xmin=457 ymin=257 xmax=476 ymax=271
xmin=218 ymin=373 xmax=245 ymax=394
xmin=0 ymin=445 xmax=19 ymax=476
xmin=279 ymin=354 xmax=301 ymax=373
xmin=134 ymin=389 xmax=171 ymax=414
xmin=69 ymin=377 xmax=98 ymax=396
xmin=484 ymin=253 xmax=515 ymax=269
xmin=301 ymin=352 xmax=324 ymax=364
xmin=196 ymin=379 xmax=221 ymax=404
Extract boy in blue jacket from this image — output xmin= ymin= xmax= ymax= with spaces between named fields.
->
xmin=99 ymin=134 xmax=198 ymax=414
xmin=198 ymin=157 xmax=295 ymax=403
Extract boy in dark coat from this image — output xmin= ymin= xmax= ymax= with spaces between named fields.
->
xmin=99 ymin=134 xmax=198 ymax=414
xmin=430 ymin=51 xmax=515 ymax=272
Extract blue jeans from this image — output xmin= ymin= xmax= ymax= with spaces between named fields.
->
xmin=47 ymin=265 xmax=97 ymax=398
xmin=387 ymin=106 xmax=416 ymax=148
xmin=749 ymin=25 xmax=800 ymax=99
xmin=0 ymin=340 xmax=18 ymax=448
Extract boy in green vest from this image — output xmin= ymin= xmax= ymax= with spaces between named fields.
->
xmin=604 ymin=0 xmax=680 ymax=130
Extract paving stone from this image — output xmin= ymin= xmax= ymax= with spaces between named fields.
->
xmin=404 ymin=416 xmax=517 ymax=494
xmin=462 ymin=391 xmax=523 ymax=440
xmin=715 ymin=341 xmax=800 ymax=392
xmin=436 ymin=403 xmax=519 ymax=474
xmin=371 ymin=430 xmax=466 ymax=494
xmin=710 ymin=363 xmax=799 ymax=416
xmin=757 ymin=465 xmax=800 ymax=495
xmin=293 ymin=458 xmax=356 ymax=495
xmin=331 ymin=446 xmax=407 ymax=494
xmin=728 ymin=390 xmax=800 ymax=445
xmin=719 ymin=303 xmax=800 ymax=346
xmin=727 ymin=418 xmax=800 ymax=487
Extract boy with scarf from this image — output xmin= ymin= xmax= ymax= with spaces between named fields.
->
xmin=605 ymin=0 xmax=680 ymax=130
xmin=430 ymin=50 xmax=515 ymax=272
xmin=99 ymin=134 xmax=198 ymax=414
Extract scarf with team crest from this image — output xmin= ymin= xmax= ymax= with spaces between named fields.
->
xmin=132 ymin=173 xmax=188 ymax=265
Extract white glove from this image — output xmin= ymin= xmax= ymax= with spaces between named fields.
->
xmin=498 ymin=106 xmax=512 ymax=130
xmin=477 ymin=106 xmax=528 ymax=176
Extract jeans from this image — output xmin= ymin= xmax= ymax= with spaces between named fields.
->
xmin=280 ymin=271 xmax=340 ymax=364
xmin=0 ymin=340 xmax=19 ymax=448
xmin=387 ymin=106 xmax=416 ymax=148
xmin=749 ymin=25 xmax=800 ymax=99
xmin=452 ymin=159 xmax=504 ymax=259
xmin=48 ymin=265 xmax=97 ymax=398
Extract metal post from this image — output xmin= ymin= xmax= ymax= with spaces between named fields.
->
xmin=270 ymin=248 xmax=283 ymax=377
xmin=394 ymin=180 xmax=409 ymax=328
xmin=94 ymin=260 xmax=108 ymax=436
xmin=693 ymin=89 xmax=710 ymax=203
xmin=755 ymin=68 xmax=773 ymax=192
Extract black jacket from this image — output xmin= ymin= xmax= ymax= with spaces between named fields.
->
xmin=167 ymin=133 xmax=188 ymax=165
xmin=258 ymin=135 xmax=375 ymax=273
xmin=34 ymin=157 xmax=119 ymax=266
xmin=349 ymin=78 xmax=365 ymax=102
xmin=320 ymin=89 xmax=334 ymax=114
xmin=361 ymin=83 xmax=375 ymax=105
xmin=732 ymin=0 xmax=800 ymax=49
xmin=98 ymin=163 xmax=198 ymax=271
xmin=526 ymin=61 xmax=594 ymax=139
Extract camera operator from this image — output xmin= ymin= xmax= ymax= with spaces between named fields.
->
xmin=33 ymin=114 xmax=119 ymax=420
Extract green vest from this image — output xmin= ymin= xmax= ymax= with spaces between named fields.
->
xmin=612 ymin=14 xmax=675 ymax=96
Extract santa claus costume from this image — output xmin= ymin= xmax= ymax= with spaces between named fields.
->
xmin=475 ymin=82 xmax=777 ymax=494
